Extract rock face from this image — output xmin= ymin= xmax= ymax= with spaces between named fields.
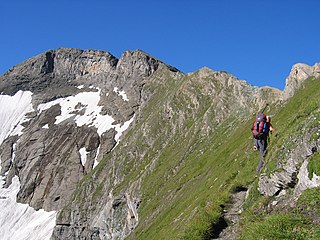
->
xmin=284 ymin=63 xmax=320 ymax=99
xmin=0 ymin=48 xmax=318 ymax=239
xmin=0 ymin=48 xmax=180 ymax=213
xmin=0 ymin=48 xmax=184 ymax=239
xmin=258 ymin=132 xmax=319 ymax=197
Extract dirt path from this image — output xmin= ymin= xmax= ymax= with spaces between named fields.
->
xmin=216 ymin=186 xmax=249 ymax=240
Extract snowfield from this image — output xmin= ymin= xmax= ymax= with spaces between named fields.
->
xmin=0 ymin=91 xmax=56 ymax=240
xmin=0 ymin=176 xmax=57 ymax=240
xmin=0 ymin=88 xmax=135 ymax=239
xmin=0 ymin=90 xmax=34 ymax=146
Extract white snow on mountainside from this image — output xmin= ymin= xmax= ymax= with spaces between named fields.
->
xmin=79 ymin=147 xmax=89 ymax=166
xmin=37 ymin=87 xmax=134 ymax=138
xmin=0 ymin=90 xmax=34 ymax=146
xmin=0 ymin=88 xmax=135 ymax=239
xmin=113 ymin=87 xmax=129 ymax=101
xmin=0 ymin=176 xmax=57 ymax=240
xmin=0 ymin=90 xmax=34 ymax=173
xmin=0 ymin=91 xmax=56 ymax=240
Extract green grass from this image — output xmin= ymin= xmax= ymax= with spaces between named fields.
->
xmin=239 ymin=213 xmax=317 ymax=240
xmin=297 ymin=187 xmax=320 ymax=217
xmin=239 ymin=187 xmax=320 ymax=240
xmin=261 ymin=77 xmax=320 ymax=176
xmin=64 ymin=69 xmax=320 ymax=240
xmin=125 ymin=114 xmax=260 ymax=239
xmin=308 ymin=152 xmax=320 ymax=179
xmin=238 ymin=77 xmax=320 ymax=239
xmin=125 ymin=73 xmax=306 ymax=239
xmin=119 ymin=73 xmax=263 ymax=239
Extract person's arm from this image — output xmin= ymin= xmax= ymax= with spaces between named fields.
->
xmin=270 ymin=123 xmax=275 ymax=132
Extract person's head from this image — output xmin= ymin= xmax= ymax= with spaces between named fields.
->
xmin=266 ymin=116 xmax=271 ymax=123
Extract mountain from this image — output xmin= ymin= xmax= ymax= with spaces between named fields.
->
xmin=0 ymin=48 xmax=319 ymax=239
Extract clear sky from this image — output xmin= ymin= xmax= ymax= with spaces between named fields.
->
xmin=1 ymin=1 xmax=319 ymax=90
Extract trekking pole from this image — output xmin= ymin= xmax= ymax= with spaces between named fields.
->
xmin=261 ymin=103 xmax=269 ymax=113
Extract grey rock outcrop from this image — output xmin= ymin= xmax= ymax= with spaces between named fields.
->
xmin=258 ymin=113 xmax=320 ymax=212
xmin=258 ymin=136 xmax=317 ymax=196
xmin=283 ymin=63 xmax=320 ymax=99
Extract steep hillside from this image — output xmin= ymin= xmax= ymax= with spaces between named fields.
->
xmin=52 ymin=62 xmax=320 ymax=239
xmin=51 ymin=64 xmax=281 ymax=239
xmin=0 ymin=48 xmax=319 ymax=240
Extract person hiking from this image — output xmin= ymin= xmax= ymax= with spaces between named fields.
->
xmin=251 ymin=113 xmax=274 ymax=173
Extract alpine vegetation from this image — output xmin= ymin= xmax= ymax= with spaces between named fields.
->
xmin=0 ymin=48 xmax=319 ymax=239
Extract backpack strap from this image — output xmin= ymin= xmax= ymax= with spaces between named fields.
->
xmin=263 ymin=122 xmax=267 ymax=133
xmin=256 ymin=121 xmax=259 ymax=132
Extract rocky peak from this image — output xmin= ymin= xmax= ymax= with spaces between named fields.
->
xmin=52 ymin=48 xmax=118 ymax=77
xmin=0 ymin=48 xmax=119 ymax=96
xmin=193 ymin=67 xmax=217 ymax=78
xmin=0 ymin=48 xmax=181 ymax=214
xmin=116 ymin=50 xmax=165 ymax=79
xmin=284 ymin=63 xmax=320 ymax=99
xmin=0 ymin=48 xmax=179 ymax=97
xmin=3 ymin=48 xmax=118 ymax=79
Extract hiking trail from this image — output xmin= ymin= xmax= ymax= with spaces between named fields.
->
xmin=214 ymin=185 xmax=250 ymax=240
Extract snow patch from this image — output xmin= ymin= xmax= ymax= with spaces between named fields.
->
xmin=0 ymin=91 xmax=34 ymax=172
xmin=93 ymin=160 xmax=99 ymax=169
xmin=37 ymin=89 xmax=135 ymax=167
xmin=11 ymin=143 xmax=16 ymax=163
xmin=79 ymin=147 xmax=89 ymax=166
xmin=77 ymin=85 xmax=85 ymax=89
xmin=42 ymin=124 xmax=49 ymax=129
xmin=114 ymin=115 xmax=135 ymax=142
xmin=0 ymin=176 xmax=57 ymax=240
xmin=38 ymin=90 xmax=116 ymax=136
xmin=113 ymin=87 xmax=129 ymax=101
xmin=37 ymin=90 xmax=134 ymax=140
xmin=93 ymin=145 xmax=100 ymax=169
xmin=0 ymin=91 xmax=34 ymax=145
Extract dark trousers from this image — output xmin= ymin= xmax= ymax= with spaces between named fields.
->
xmin=254 ymin=136 xmax=267 ymax=173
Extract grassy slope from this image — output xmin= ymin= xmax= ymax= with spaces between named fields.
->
xmin=67 ymin=68 xmax=319 ymax=239
xmin=126 ymin=76 xmax=320 ymax=239
xmin=122 ymin=71 xmax=264 ymax=239
xmin=239 ymin=77 xmax=320 ymax=240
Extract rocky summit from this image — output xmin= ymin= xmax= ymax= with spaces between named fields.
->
xmin=0 ymin=48 xmax=319 ymax=240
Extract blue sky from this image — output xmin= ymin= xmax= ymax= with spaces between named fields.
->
xmin=0 ymin=1 xmax=319 ymax=90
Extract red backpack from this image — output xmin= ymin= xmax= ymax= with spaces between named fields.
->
xmin=252 ymin=113 xmax=267 ymax=138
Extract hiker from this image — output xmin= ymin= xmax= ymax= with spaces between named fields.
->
xmin=251 ymin=113 xmax=274 ymax=173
